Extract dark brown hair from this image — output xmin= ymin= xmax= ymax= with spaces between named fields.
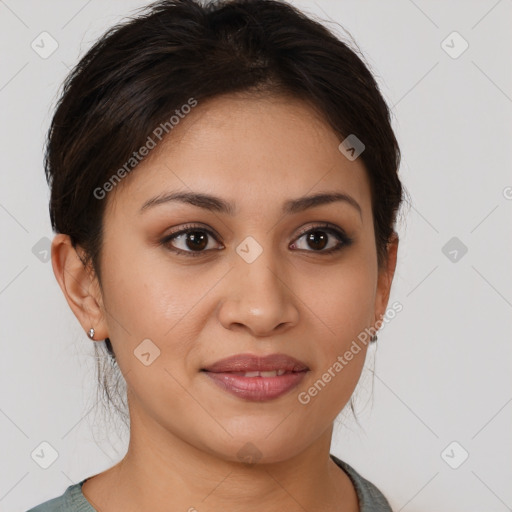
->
xmin=45 ymin=0 xmax=404 ymax=425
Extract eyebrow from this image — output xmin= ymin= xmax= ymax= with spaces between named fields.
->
xmin=139 ymin=190 xmax=362 ymax=219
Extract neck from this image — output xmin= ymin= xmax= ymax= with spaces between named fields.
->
xmin=84 ymin=401 xmax=358 ymax=512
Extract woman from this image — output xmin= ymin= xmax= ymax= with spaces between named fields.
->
xmin=28 ymin=0 xmax=403 ymax=510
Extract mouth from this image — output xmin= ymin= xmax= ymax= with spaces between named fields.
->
xmin=201 ymin=353 xmax=309 ymax=402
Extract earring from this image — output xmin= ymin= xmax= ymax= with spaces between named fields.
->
xmin=370 ymin=334 xmax=378 ymax=342
xmin=88 ymin=328 xmax=95 ymax=340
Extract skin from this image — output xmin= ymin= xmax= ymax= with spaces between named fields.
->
xmin=52 ymin=93 xmax=398 ymax=512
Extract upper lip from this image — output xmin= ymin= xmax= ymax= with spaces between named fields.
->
xmin=202 ymin=353 xmax=309 ymax=373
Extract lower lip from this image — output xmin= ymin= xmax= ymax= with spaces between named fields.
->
xmin=203 ymin=371 xmax=308 ymax=401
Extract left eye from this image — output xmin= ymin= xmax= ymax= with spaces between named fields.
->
xmin=162 ymin=227 xmax=222 ymax=255
xmin=290 ymin=225 xmax=350 ymax=253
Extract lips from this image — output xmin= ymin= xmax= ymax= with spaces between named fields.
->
xmin=201 ymin=353 xmax=309 ymax=401
xmin=202 ymin=353 xmax=309 ymax=373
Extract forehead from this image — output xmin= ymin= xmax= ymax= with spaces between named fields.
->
xmin=107 ymin=93 xmax=372 ymax=218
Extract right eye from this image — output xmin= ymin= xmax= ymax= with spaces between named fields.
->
xmin=160 ymin=224 xmax=224 ymax=257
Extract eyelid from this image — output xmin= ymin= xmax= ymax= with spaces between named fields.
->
xmin=293 ymin=221 xmax=350 ymax=242
xmin=164 ymin=222 xmax=222 ymax=240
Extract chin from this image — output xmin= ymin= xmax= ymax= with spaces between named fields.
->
xmin=196 ymin=422 xmax=315 ymax=466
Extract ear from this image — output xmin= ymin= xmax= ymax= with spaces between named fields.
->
xmin=51 ymin=234 xmax=108 ymax=341
xmin=374 ymin=231 xmax=399 ymax=324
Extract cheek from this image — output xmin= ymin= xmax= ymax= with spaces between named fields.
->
xmin=315 ymin=272 xmax=374 ymax=334
xmin=301 ymin=249 xmax=377 ymax=348
xmin=313 ymin=276 xmax=374 ymax=383
xmin=99 ymin=237 xmax=229 ymax=371
xmin=294 ymin=250 xmax=377 ymax=413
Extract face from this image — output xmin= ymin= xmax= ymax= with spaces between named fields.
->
xmin=77 ymin=94 xmax=395 ymax=463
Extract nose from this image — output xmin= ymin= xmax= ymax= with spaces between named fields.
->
xmin=217 ymin=249 xmax=300 ymax=338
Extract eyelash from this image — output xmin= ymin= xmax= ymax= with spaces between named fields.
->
xmin=160 ymin=222 xmax=353 ymax=258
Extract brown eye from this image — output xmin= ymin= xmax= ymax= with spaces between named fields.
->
xmin=290 ymin=223 xmax=353 ymax=253
xmin=304 ymin=231 xmax=328 ymax=251
xmin=182 ymin=230 xmax=208 ymax=251
xmin=161 ymin=225 xmax=223 ymax=256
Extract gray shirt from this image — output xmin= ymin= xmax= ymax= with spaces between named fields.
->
xmin=26 ymin=454 xmax=393 ymax=511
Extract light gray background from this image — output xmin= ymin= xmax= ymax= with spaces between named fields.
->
xmin=1 ymin=1 xmax=511 ymax=511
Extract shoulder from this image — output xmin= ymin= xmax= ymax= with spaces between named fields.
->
xmin=25 ymin=480 xmax=96 ymax=512
xmin=330 ymin=454 xmax=393 ymax=512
